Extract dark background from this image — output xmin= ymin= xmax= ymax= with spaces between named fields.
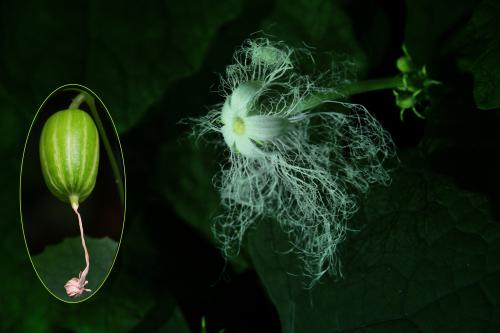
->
xmin=3 ymin=0 xmax=500 ymax=332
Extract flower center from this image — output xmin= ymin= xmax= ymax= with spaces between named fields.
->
xmin=232 ymin=117 xmax=246 ymax=136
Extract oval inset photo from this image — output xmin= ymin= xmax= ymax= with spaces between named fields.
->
xmin=20 ymin=84 xmax=125 ymax=302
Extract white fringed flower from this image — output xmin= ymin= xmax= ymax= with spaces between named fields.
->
xmin=193 ymin=38 xmax=395 ymax=285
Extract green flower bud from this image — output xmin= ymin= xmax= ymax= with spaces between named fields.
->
xmin=396 ymin=56 xmax=412 ymax=74
xmin=394 ymin=91 xmax=415 ymax=110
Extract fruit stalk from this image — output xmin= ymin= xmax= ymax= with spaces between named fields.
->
xmin=72 ymin=200 xmax=90 ymax=290
xmin=64 ymin=198 xmax=91 ymax=297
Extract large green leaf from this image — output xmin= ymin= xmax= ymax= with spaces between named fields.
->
xmin=31 ymin=236 xmax=118 ymax=302
xmin=0 ymin=0 xmax=243 ymax=133
xmin=247 ymin=150 xmax=500 ymax=332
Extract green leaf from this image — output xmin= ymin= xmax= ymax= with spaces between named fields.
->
xmin=247 ymin=150 xmax=500 ymax=332
xmin=31 ymin=236 xmax=117 ymax=302
xmin=454 ymin=0 xmax=500 ymax=110
xmin=0 ymin=0 xmax=243 ymax=133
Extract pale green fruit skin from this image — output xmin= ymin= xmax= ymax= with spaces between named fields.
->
xmin=39 ymin=109 xmax=99 ymax=205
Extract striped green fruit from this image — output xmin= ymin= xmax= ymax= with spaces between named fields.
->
xmin=39 ymin=109 xmax=99 ymax=207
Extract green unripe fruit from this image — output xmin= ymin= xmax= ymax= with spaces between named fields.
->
xmin=39 ymin=109 xmax=99 ymax=206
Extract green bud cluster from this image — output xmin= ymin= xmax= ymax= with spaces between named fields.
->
xmin=393 ymin=45 xmax=441 ymax=120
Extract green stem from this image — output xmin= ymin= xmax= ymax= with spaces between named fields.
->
xmin=69 ymin=93 xmax=86 ymax=110
xmin=67 ymin=90 xmax=125 ymax=205
xmin=297 ymin=75 xmax=404 ymax=112
xmin=343 ymin=75 xmax=404 ymax=96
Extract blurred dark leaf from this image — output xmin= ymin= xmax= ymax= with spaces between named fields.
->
xmin=247 ymin=150 xmax=500 ymax=333
xmin=32 ymin=236 xmax=118 ymax=302
xmin=157 ymin=306 xmax=192 ymax=333
xmin=155 ymin=139 xmax=220 ymax=241
xmin=261 ymin=0 xmax=367 ymax=74
xmin=419 ymin=58 xmax=500 ymax=215
xmin=345 ymin=0 xmax=392 ymax=74
xmin=155 ymin=138 xmax=251 ymax=271
xmin=404 ymin=0 xmax=476 ymax=65
xmin=0 ymin=0 xmax=243 ymax=133
xmin=453 ymin=0 xmax=500 ymax=110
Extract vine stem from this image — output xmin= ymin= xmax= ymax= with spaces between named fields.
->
xmin=342 ymin=75 xmax=404 ymax=96
xmin=67 ymin=90 xmax=125 ymax=205
xmin=296 ymin=75 xmax=404 ymax=112
xmin=69 ymin=93 xmax=86 ymax=110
